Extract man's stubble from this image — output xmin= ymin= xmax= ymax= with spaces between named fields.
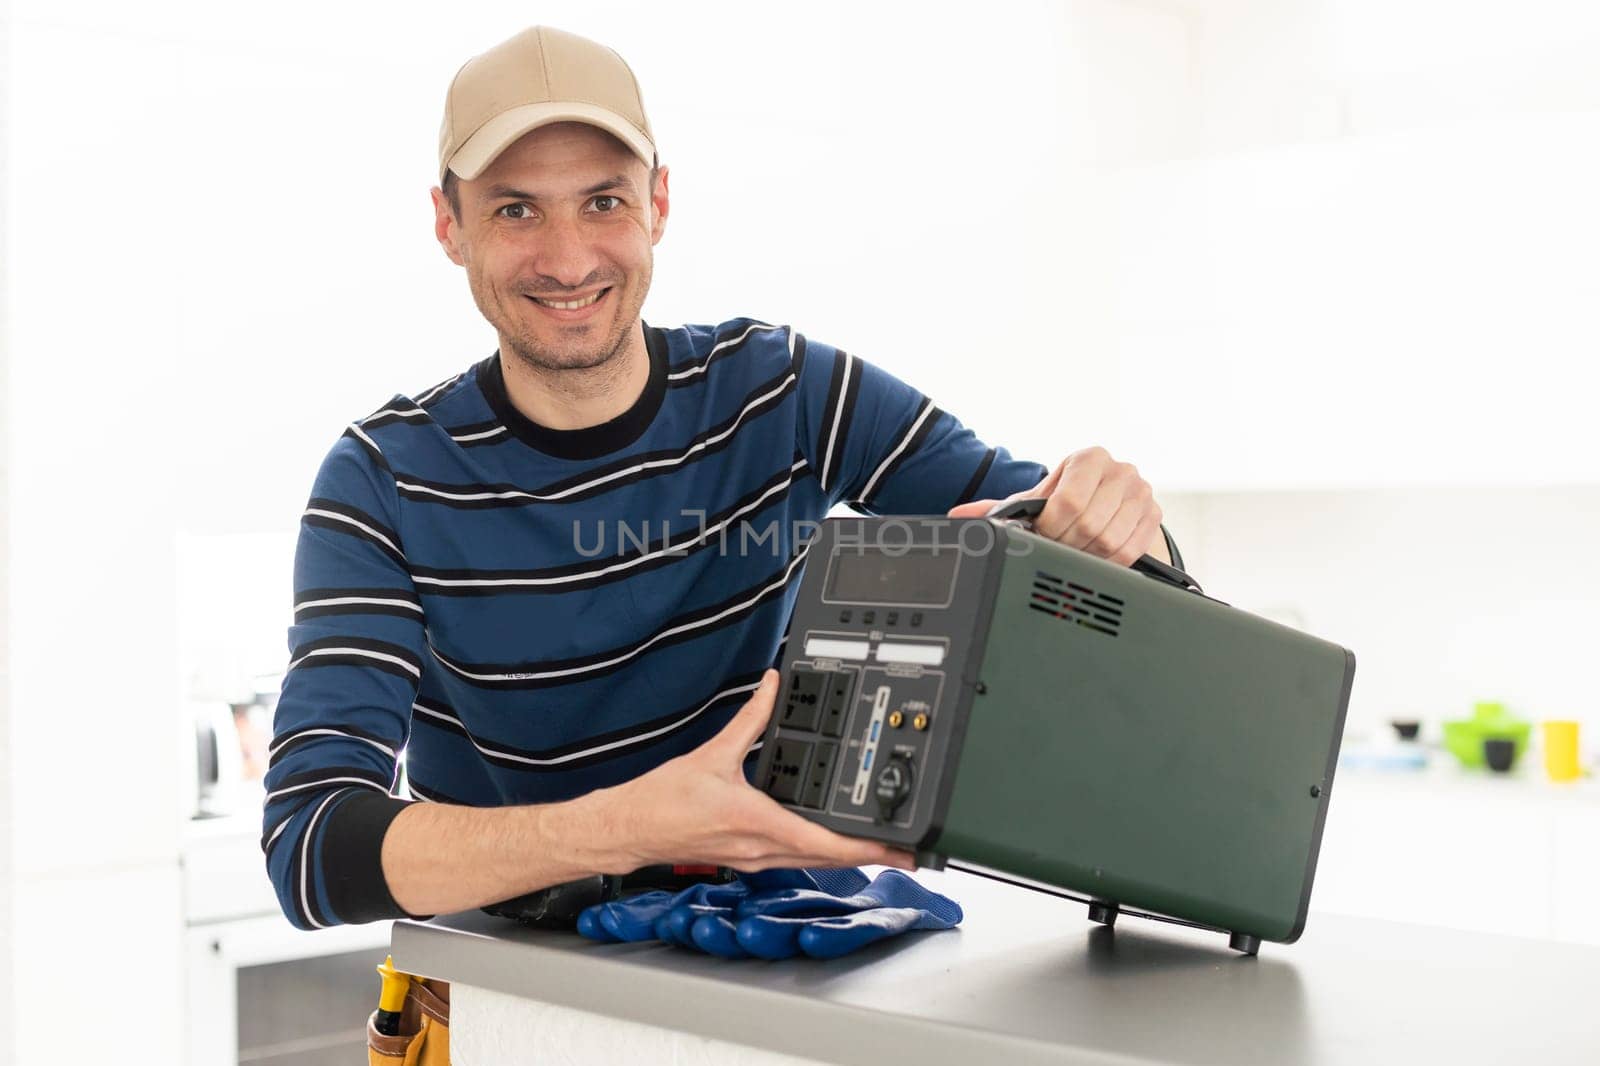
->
xmin=466 ymin=249 xmax=653 ymax=379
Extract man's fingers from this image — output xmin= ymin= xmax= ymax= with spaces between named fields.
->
xmin=706 ymin=669 xmax=780 ymax=762
xmin=1054 ymin=473 xmax=1123 ymax=551
xmin=1108 ymin=510 xmax=1164 ymax=568
xmin=752 ymin=801 xmax=913 ymax=870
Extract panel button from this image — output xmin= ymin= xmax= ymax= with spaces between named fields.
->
xmin=839 ymin=609 xmax=852 ymax=623
xmin=886 ymin=611 xmax=900 ymax=626
xmin=910 ymin=612 xmax=923 ymax=627
xmin=862 ymin=610 xmax=876 ymax=625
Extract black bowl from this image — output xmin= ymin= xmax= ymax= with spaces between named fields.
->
xmin=1391 ymin=720 xmax=1421 ymax=741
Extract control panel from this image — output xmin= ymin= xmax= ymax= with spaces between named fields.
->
xmin=754 ymin=518 xmax=1006 ymax=852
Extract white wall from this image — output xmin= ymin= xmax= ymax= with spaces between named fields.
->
xmin=4 ymin=1 xmax=186 ymax=1058
xmin=1163 ymin=485 xmax=1600 ymax=739
xmin=1097 ymin=0 xmax=1600 ymax=492
xmin=1 ymin=0 xmax=14 ymax=1053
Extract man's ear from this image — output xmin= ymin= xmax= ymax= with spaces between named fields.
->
xmin=431 ymin=186 xmax=466 ymax=266
xmin=649 ymin=164 xmax=671 ymax=245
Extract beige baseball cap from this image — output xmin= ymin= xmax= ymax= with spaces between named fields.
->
xmin=438 ymin=26 xmax=656 ymax=184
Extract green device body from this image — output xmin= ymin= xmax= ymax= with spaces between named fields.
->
xmin=754 ymin=514 xmax=1355 ymax=952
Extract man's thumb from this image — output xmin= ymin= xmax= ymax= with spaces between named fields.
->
xmin=712 ymin=669 xmax=780 ymax=759
xmin=947 ymin=498 xmax=1000 ymax=518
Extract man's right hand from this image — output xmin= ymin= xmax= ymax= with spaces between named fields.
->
xmin=601 ymin=670 xmax=916 ymax=874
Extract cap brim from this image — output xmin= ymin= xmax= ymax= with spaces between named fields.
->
xmin=444 ymin=101 xmax=655 ymax=182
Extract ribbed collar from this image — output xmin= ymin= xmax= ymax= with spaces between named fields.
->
xmin=474 ymin=324 xmax=669 ymax=460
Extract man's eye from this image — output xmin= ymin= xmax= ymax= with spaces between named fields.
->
xmin=497 ymin=203 xmax=534 ymax=220
xmin=591 ymin=195 xmax=621 ymax=213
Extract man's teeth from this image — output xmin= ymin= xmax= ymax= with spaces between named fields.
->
xmin=533 ymin=290 xmax=605 ymax=310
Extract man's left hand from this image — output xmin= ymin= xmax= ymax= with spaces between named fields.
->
xmin=947 ymin=446 xmax=1169 ymax=567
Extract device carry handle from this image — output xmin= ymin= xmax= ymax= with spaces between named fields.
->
xmin=983 ymin=497 xmax=1204 ymax=595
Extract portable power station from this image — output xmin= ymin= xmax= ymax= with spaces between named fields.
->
xmin=754 ymin=500 xmax=1355 ymax=954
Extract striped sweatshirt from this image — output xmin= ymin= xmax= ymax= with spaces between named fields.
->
xmin=262 ymin=318 xmax=1051 ymax=929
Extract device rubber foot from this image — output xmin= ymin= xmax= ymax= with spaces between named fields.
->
xmin=1087 ymin=902 xmax=1119 ymax=927
xmin=1229 ymin=932 xmax=1260 ymax=956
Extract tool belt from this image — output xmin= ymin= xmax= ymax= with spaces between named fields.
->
xmin=367 ymin=977 xmax=450 ymax=1066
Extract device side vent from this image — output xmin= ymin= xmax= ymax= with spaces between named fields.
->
xmin=1029 ymin=571 xmax=1122 ymax=637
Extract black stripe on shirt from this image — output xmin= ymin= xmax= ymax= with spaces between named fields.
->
xmin=407 ymin=458 xmax=809 ymax=597
xmin=267 ymin=722 xmax=401 ymax=770
xmin=816 ymin=350 xmax=862 ymax=493
xmin=415 ymin=371 xmax=465 ymax=409
xmin=956 ymin=447 xmax=998 ymax=506
xmin=361 ymin=398 xmax=432 ymax=431
xmin=340 ymin=425 xmax=393 ymax=474
xmin=410 ymin=672 xmax=764 ymax=773
xmin=293 ymin=586 xmax=423 ymax=623
xmin=267 ymin=764 xmax=394 ymax=800
xmin=427 ymin=552 xmax=807 ymax=690
xmin=393 ymin=366 xmax=797 ymax=510
xmin=665 ymin=321 xmax=782 ymax=388
xmin=857 ymin=399 xmax=941 ymax=509
xmin=406 ymin=777 xmax=474 ymax=805
xmin=445 ymin=418 xmax=511 ymax=448
xmin=287 ymin=635 xmax=423 ymax=682
xmin=302 ymin=498 xmax=406 ymax=567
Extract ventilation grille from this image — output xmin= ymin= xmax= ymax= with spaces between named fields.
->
xmin=1027 ymin=570 xmax=1124 ymax=637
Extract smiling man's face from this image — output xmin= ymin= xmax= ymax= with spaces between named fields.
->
xmin=432 ymin=122 xmax=669 ymax=374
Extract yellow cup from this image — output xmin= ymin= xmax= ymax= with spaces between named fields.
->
xmin=1542 ymin=720 xmax=1581 ymax=782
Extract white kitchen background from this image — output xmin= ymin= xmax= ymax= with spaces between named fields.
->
xmin=4 ymin=0 xmax=1599 ymax=1062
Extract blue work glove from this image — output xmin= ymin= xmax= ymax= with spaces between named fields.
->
xmin=734 ymin=869 xmax=964 ymax=959
xmin=577 ymin=868 xmax=869 ymax=956
xmin=577 ymin=868 xmax=961 ymax=960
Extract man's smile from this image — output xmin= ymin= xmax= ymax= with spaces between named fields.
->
xmin=525 ymin=286 xmax=612 ymax=319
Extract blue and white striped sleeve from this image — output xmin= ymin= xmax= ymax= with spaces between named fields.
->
xmin=789 ymin=331 xmax=1050 ymax=515
xmin=262 ymin=424 xmax=426 ymax=929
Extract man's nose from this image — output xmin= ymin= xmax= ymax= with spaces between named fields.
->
xmin=531 ymin=215 xmax=601 ymax=290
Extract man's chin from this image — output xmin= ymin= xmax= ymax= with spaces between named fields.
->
xmin=504 ymin=333 xmax=623 ymax=374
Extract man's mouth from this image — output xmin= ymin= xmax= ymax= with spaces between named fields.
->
xmin=528 ymin=288 xmax=610 ymax=310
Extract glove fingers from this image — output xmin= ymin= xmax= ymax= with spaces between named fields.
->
xmin=590 ymin=891 xmax=677 ymax=942
xmin=859 ymin=870 xmax=965 ymax=925
xmin=654 ymin=905 xmax=703 ymax=948
xmin=691 ymin=914 xmax=751 ymax=959
xmin=575 ymin=906 xmax=619 ymax=942
xmin=734 ymin=915 xmax=807 ymax=960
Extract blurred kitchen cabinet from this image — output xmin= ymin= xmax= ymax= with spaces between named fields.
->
xmin=183 ymin=813 xmax=391 ymax=1065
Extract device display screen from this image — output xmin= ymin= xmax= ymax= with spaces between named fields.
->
xmin=824 ymin=546 xmax=958 ymax=606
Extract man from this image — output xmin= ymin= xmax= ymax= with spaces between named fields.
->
xmin=264 ymin=25 xmax=1177 ymax=935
